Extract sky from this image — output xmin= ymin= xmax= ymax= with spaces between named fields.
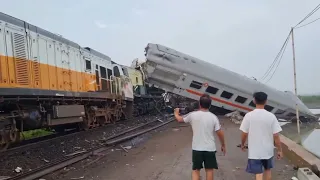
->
xmin=1 ymin=0 xmax=320 ymax=95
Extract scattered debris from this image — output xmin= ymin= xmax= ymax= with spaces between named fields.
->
xmin=225 ymin=111 xmax=243 ymax=125
xmin=65 ymin=150 xmax=87 ymax=157
xmin=70 ymin=176 xmax=84 ymax=179
xmin=120 ymin=145 xmax=129 ymax=153
xmin=172 ymin=128 xmax=180 ymax=132
xmin=156 ymin=117 xmax=163 ymax=123
xmin=14 ymin=167 xmax=22 ymax=173
xmin=43 ymin=159 xmax=49 ymax=163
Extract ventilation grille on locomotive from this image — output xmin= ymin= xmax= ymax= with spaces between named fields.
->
xmin=13 ymin=33 xmax=29 ymax=85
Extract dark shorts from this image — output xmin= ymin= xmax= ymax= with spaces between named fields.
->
xmin=192 ymin=150 xmax=218 ymax=170
xmin=246 ymin=157 xmax=274 ymax=174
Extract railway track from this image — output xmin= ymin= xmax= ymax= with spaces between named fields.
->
xmin=6 ymin=115 xmax=174 ymax=180
xmin=1 ymin=112 xmax=161 ymax=154
xmin=6 ymin=129 xmax=78 ymax=152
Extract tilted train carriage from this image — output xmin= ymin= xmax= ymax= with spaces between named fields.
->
xmin=0 ymin=12 xmax=164 ymax=151
xmin=142 ymin=43 xmax=317 ymax=120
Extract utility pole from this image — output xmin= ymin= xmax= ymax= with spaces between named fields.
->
xmin=291 ymin=27 xmax=301 ymax=144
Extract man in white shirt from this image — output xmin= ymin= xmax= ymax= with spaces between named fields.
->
xmin=239 ymin=91 xmax=283 ymax=180
xmin=174 ymin=94 xmax=226 ymax=180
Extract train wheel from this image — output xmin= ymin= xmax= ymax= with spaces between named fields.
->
xmin=9 ymin=129 xmax=20 ymax=143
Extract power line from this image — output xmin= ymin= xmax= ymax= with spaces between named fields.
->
xmin=295 ymin=17 xmax=320 ymax=29
xmin=294 ymin=3 xmax=320 ymax=28
xmin=261 ymin=3 xmax=320 ymax=82
xmin=259 ymin=31 xmax=291 ymax=81
xmin=264 ymin=31 xmax=291 ymax=83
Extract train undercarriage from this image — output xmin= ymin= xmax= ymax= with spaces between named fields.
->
xmin=0 ymin=90 xmax=168 ymax=152
xmin=0 ymin=94 xmax=132 ymax=152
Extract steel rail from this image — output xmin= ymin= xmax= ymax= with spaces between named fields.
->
xmin=2 ymin=114 xmax=158 ymax=154
xmin=8 ymin=117 xmax=174 ymax=180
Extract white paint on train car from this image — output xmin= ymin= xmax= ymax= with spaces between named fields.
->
xmin=143 ymin=43 xmax=315 ymax=119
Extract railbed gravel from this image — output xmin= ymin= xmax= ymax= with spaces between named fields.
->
xmin=0 ymin=114 xmax=164 ymax=177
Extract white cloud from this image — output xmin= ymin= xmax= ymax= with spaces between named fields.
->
xmin=94 ymin=20 xmax=107 ymax=29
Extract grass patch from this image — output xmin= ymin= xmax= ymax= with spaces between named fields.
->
xmin=299 ymin=95 xmax=320 ymax=104
xmin=21 ymin=129 xmax=54 ymax=140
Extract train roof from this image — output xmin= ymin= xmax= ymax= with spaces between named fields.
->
xmin=0 ymin=12 xmax=110 ymax=61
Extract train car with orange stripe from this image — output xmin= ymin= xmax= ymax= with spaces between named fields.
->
xmin=142 ymin=43 xmax=317 ymax=120
xmin=0 ymin=12 xmax=138 ymax=151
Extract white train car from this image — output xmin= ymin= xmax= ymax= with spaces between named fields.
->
xmin=142 ymin=43 xmax=316 ymax=120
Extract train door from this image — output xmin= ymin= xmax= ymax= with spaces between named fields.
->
xmin=83 ymin=55 xmax=95 ymax=91
xmin=100 ymin=66 xmax=109 ymax=92
xmin=61 ymin=44 xmax=71 ymax=91
xmin=46 ymin=41 xmax=56 ymax=90
xmin=26 ymin=25 xmax=41 ymax=89
xmin=95 ymin=64 xmax=100 ymax=91
xmin=55 ymin=43 xmax=64 ymax=90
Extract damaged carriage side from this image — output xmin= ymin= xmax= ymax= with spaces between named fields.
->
xmin=141 ymin=43 xmax=317 ymax=121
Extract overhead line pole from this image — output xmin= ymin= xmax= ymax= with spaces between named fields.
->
xmin=290 ymin=27 xmax=301 ymax=144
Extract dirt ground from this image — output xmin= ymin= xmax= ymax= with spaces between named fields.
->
xmin=46 ymin=118 xmax=297 ymax=180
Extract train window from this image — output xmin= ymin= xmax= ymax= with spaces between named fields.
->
xmin=275 ymin=109 xmax=285 ymax=114
xmin=122 ymin=68 xmax=129 ymax=76
xmin=235 ymin=96 xmax=247 ymax=104
xmin=85 ymin=60 xmax=91 ymax=70
xmin=113 ymin=66 xmax=120 ymax=77
xmin=107 ymin=69 xmax=112 ymax=79
xmin=265 ymin=105 xmax=274 ymax=112
xmin=205 ymin=86 xmax=219 ymax=94
xmin=100 ymin=66 xmax=107 ymax=79
xmin=96 ymin=65 xmax=99 ymax=70
xmin=288 ymin=113 xmax=295 ymax=117
xmin=249 ymin=101 xmax=255 ymax=107
xmin=189 ymin=81 xmax=202 ymax=89
xmin=220 ymin=91 xmax=233 ymax=99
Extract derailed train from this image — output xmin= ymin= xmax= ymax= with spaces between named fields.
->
xmin=142 ymin=43 xmax=317 ymax=120
xmin=0 ymin=12 xmax=164 ymax=151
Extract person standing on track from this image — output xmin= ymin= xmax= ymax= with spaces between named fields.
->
xmin=239 ymin=91 xmax=283 ymax=180
xmin=174 ymin=93 xmax=226 ymax=180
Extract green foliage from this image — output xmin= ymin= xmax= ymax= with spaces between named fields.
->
xmin=21 ymin=129 xmax=53 ymax=140
xmin=299 ymin=95 xmax=320 ymax=104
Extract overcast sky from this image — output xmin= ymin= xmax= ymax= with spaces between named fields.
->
xmin=1 ymin=0 xmax=319 ymax=95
